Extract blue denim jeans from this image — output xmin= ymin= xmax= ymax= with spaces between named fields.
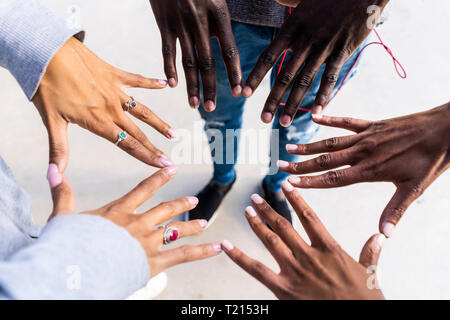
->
xmin=198 ymin=21 xmax=364 ymax=193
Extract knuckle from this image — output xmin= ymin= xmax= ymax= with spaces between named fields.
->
xmin=324 ymin=137 xmax=339 ymax=150
xmin=294 ymin=74 xmax=313 ymax=89
xmin=385 ymin=207 xmax=405 ymax=222
xmin=212 ymin=2 xmax=228 ymax=19
xmin=260 ymin=51 xmax=276 ymax=68
xmin=275 ymin=217 xmax=290 ymax=231
xmin=278 ymin=71 xmax=295 ymax=86
xmin=252 ymin=261 xmax=267 ymax=277
xmin=182 ymin=56 xmax=197 ymax=69
xmin=199 ymin=56 xmax=216 ymax=72
xmin=265 ymin=233 xmax=280 ymax=246
xmin=223 ymin=46 xmax=239 ymax=60
xmin=162 ymin=45 xmax=175 ymax=58
xmin=324 ymin=73 xmax=338 ymax=86
xmin=322 ymin=171 xmax=343 ymax=185
xmin=180 ymin=245 xmax=194 ymax=262
xmin=315 ymin=154 xmax=331 ymax=168
xmin=299 ymin=208 xmax=318 ymax=224
xmin=139 ymin=107 xmax=152 ymax=122
xmin=368 ymin=121 xmax=387 ymax=132
xmin=407 ymin=184 xmax=425 ymax=198
xmin=335 ymin=46 xmax=352 ymax=60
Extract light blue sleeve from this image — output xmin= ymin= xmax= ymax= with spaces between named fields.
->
xmin=0 ymin=214 xmax=150 ymax=300
xmin=0 ymin=0 xmax=84 ymax=100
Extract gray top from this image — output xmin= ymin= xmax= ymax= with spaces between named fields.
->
xmin=226 ymin=0 xmax=289 ymax=28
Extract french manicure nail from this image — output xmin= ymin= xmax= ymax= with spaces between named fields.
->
xmin=382 ymin=223 xmax=395 ymax=238
xmin=198 ymin=219 xmax=208 ymax=228
xmin=46 ymin=163 xmax=62 ymax=188
xmin=277 ymin=160 xmax=289 ymax=169
xmin=165 ymin=165 xmax=178 ymax=176
xmin=243 ymin=86 xmax=253 ymax=98
xmin=245 ymin=206 xmax=257 ymax=217
xmin=233 ymin=85 xmax=242 ymax=97
xmin=282 ymin=180 xmax=294 ymax=192
xmin=213 ymin=243 xmax=223 ymax=252
xmin=261 ymin=112 xmax=272 ymax=123
xmin=168 ymin=128 xmax=177 ymax=139
xmin=286 ymin=144 xmax=298 ymax=152
xmin=288 ymin=176 xmax=301 ymax=185
xmin=221 ymin=240 xmax=234 ymax=251
xmin=188 ymin=196 xmax=199 ymax=206
xmin=159 ymin=79 xmax=168 ymax=86
xmin=160 ymin=155 xmax=173 ymax=167
xmin=251 ymin=193 xmax=264 ymax=204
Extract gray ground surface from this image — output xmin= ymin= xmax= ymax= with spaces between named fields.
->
xmin=0 ymin=0 xmax=449 ymax=299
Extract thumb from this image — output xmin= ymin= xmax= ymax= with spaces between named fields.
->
xmin=379 ymin=185 xmax=421 ymax=238
xmin=47 ymin=163 xmax=75 ymax=219
xmin=48 ymin=119 xmax=69 ymax=173
xmin=359 ymin=233 xmax=386 ymax=269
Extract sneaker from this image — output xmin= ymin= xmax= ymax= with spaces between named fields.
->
xmin=261 ymin=179 xmax=292 ymax=225
xmin=185 ymin=176 xmax=236 ymax=228
xmin=126 ymin=272 xmax=168 ymax=300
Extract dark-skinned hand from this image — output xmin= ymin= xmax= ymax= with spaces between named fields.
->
xmin=243 ymin=0 xmax=390 ymax=127
xmin=149 ymin=0 xmax=242 ymax=111
xmin=279 ymin=103 xmax=450 ymax=237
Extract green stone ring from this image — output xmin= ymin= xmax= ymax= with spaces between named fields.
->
xmin=115 ymin=131 xmax=127 ymax=146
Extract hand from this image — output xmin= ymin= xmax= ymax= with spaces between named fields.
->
xmin=149 ymin=0 xmax=242 ymax=111
xmin=222 ymin=181 xmax=386 ymax=300
xmin=49 ymin=165 xmax=223 ymax=277
xmin=33 ymin=37 xmax=175 ymax=172
xmin=280 ymin=103 xmax=450 ymax=237
xmin=243 ymin=0 xmax=389 ymax=126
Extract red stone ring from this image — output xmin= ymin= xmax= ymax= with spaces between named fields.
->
xmin=162 ymin=225 xmax=179 ymax=245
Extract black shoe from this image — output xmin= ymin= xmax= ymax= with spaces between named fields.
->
xmin=186 ymin=176 xmax=236 ymax=227
xmin=261 ymin=180 xmax=292 ymax=225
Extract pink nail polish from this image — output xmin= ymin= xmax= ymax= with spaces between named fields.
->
xmin=160 ymin=155 xmax=173 ymax=167
xmin=243 ymin=86 xmax=253 ymax=98
xmin=221 ymin=240 xmax=234 ymax=251
xmin=277 ymin=160 xmax=289 ymax=169
xmin=382 ymin=223 xmax=395 ymax=238
xmin=213 ymin=243 xmax=223 ymax=252
xmin=312 ymin=113 xmax=323 ymax=120
xmin=168 ymin=128 xmax=177 ymax=139
xmin=233 ymin=85 xmax=242 ymax=97
xmin=376 ymin=234 xmax=386 ymax=247
xmin=286 ymin=144 xmax=298 ymax=152
xmin=245 ymin=206 xmax=257 ymax=217
xmin=46 ymin=163 xmax=62 ymax=188
xmin=198 ymin=219 xmax=208 ymax=228
xmin=159 ymin=79 xmax=168 ymax=86
xmin=189 ymin=96 xmax=199 ymax=109
xmin=205 ymin=100 xmax=216 ymax=112
xmin=168 ymin=78 xmax=177 ymax=87
xmin=288 ymin=176 xmax=301 ymax=185
xmin=188 ymin=196 xmax=199 ymax=206
xmin=280 ymin=115 xmax=291 ymax=126
xmin=251 ymin=193 xmax=264 ymax=204
xmin=282 ymin=180 xmax=294 ymax=192
xmin=165 ymin=165 xmax=178 ymax=176
xmin=261 ymin=112 xmax=272 ymax=123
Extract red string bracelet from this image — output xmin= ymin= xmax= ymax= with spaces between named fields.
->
xmin=276 ymin=8 xmax=407 ymax=112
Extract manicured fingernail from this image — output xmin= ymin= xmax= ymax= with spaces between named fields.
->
xmin=376 ymin=234 xmax=386 ymax=247
xmin=282 ymin=180 xmax=294 ymax=192
xmin=233 ymin=85 xmax=242 ymax=97
xmin=160 ymin=155 xmax=173 ymax=167
xmin=164 ymin=165 xmax=178 ymax=176
xmin=168 ymin=128 xmax=177 ymax=139
xmin=277 ymin=160 xmax=289 ymax=169
xmin=245 ymin=206 xmax=257 ymax=217
xmin=189 ymin=96 xmax=199 ymax=109
xmin=288 ymin=176 xmax=301 ymax=185
xmin=280 ymin=115 xmax=291 ymax=127
xmin=251 ymin=193 xmax=264 ymax=204
xmin=312 ymin=113 xmax=323 ymax=120
xmin=159 ymin=79 xmax=168 ymax=86
xmin=261 ymin=112 xmax=272 ymax=123
xmin=382 ymin=223 xmax=395 ymax=238
xmin=188 ymin=196 xmax=199 ymax=206
xmin=311 ymin=105 xmax=323 ymax=115
xmin=213 ymin=243 xmax=223 ymax=252
xmin=221 ymin=240 xmax=234 ymax=251
xmin=168 ymin=78 xmax=177 ymax=87
xmin=243 ymin=86 xmax=253 ymax=97
xmin=286 ymin=144 xmax=298 ymax=152
xmin=205 ymin=100 xmax=216 ymax=112
xmin=46 ymin=163 xmax=62 ymax=188
xmin=198 ymin=219 xmax=208 ymax=228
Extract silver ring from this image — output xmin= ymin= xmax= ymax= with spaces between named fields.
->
xmin=125 ymin=96 xmax=137 ymax=111
xmin=114 ymin=131 xmax=127 ymax=146
xmin=163 ymin=225 xmax=179 ymax=245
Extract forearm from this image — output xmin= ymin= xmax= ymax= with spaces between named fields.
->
xmin=0 ymin=214 xmax=149 ymax=299
xmin=0 ymin=0 xmax=84 ymax=100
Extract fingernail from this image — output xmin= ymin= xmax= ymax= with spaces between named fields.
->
xmin=312 ymin=113 xmax=323 ymax=120
xmin=286 ymin=144 xmax=298 ymax=152
xmin=189 ymin=96 xmax=199 ymax=109
xmin=251 ymin=193 xmax=264 ymax=204
xmin=311 ymin=105 xmax=323 ymax=115
xmin=198 ymin=219 xmax=208 ymax=228
xmin=168 ymin=128 xmax=177 ymax=139
xmin=243 ymin=86 xmax=253 ymax=98
xmin=188 ymin=196 xmax=199 ymax=206
xmin=261 ymin=112 xmax=272 ymax=123
xmin=233 ymin=85 xmax=242 ymax=97
xmin=280 ymin=115 xmax=291 ymax=127
xmin=282 ymin=180 xmax=294 ymax=192
xmin=168 ymin=78 xmax=177 ymax=87
xmin=159 ymin=79 xmax=168 ymax=86
xmin=382 ymin=223 xmax=395 ymax=238
xmin=159 ymin=155 xmax=173 ymax=167
xmin=376 ymin=234 xmax=386 ymax=247
xmin=213 ymin=243 xmax=223 ymax=252
xmin=205 ymin=100 xmax=216 ymax=112
xmin=164 ymin=165 xmax=178 ymax=176
xmin=245 ymin=206 xmax=257 ymax=217
xmin=277 ymin=160 xmax=289 ymax=169
xmin=221 ymin=240 xmax=234 ymax=251
xmin=46 ymin=163 xmax=62 ymax=188
xmin=288 ymin=176 xmax=301 ymax=185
